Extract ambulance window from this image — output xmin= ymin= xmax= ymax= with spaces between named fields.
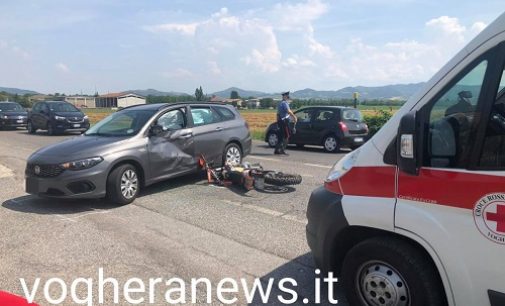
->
xmin=480 ymin=66 xmax=505 ymax=168
xmin=425 ymin=60 xmax=488 ymax=168
xmin=498 ymin=69 xmax=505 ymax=97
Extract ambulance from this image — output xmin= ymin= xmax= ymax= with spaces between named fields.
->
xmin=306 ymin=12 xmax=505 ymax=306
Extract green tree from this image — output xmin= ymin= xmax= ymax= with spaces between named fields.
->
xmin=260 ymin=98 xmax=274 ymax=109
xmin=363 ymin=110 xmax=393 ymax=136
xmin=195 ymin=86 xmax=205 ymax=101
xmin=230 ymin=90 xmax=240 ymax=99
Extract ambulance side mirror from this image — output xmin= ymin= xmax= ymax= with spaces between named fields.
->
xmin=397 ymin=111 xmax=419 ymax=175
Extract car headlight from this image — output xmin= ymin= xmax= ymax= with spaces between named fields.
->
xmin=325 ymin=149 xmax=360 ymax=182
xmin=54 ymin=115 xmax=66 ymax=120
xmin=60 ymin=157 xmax=103 ymax=171
xmin=1 ymin=115 xmax=8 ymax=119
xmin=83 ymin=115 xmax=89 ymax=120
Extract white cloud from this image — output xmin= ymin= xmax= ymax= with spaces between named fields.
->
xmin=144 ymin=23 xmax=198 ymax=36
xmin=282 ymin=55 xmax=315 ymax=68
xmin=308 ymin=35 xmax=333 ymax=58
xmin=321 ymin=16 xmax=485 ymax=85
xmin=471 ymin=21 xmax=487 ymax=33
xmin=56 ymin=63 xmax=69 ymax=73
xmin=426 ymin=16 xmax=466 ymax=41
xmin=208 ymin=61 xmax=222 ymax=75
xmin=272 ymin=0 xmax=328 ymax=31
xmin=162 ymin=68 xmax=193 ymax=79
xmin=0 ymin=40 xmax=31 ymax=59
xmin=144 ymin=3 xmax=490 ymax=91
xmin=146 ymin=7 xmax=283 ymax=73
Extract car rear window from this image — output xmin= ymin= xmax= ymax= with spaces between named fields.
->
xmin=214 ymin=106 xmax=236 ymax=120
xmin=191 ymin=107 xmax=222 ymax=126
xmin=342 ymin=109 xmax=363 ymax=121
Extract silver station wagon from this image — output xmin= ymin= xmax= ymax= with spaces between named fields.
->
xmin=25 ymin=102 xmax=252 ymax=204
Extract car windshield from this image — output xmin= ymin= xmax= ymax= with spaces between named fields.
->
xmin=342 ymin=109 xmax=363 ymax=121
xmin=0 ymin=103 xmax=23 ymax=112
xmin=85 ymin=109 xmax=156 ymax=137
xmin=49 ymin=102 xmax=80 ymax=112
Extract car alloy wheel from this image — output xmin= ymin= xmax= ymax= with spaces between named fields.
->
xmin=324 ymin=136 xmax=338 ymax=152
xmin=268 ymin=132 xmax=278 ymax=147
xmin=120 ymin=169 xmax=138 ymax=199
xmin=356 ymin=260 xmax=410 ymax=306
xmin=225 ymin=145 xmax=242 ymax=165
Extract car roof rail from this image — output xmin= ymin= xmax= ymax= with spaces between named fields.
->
xmin=116 ymin=101 xmax=228 ymax=112
xmin=156 ymin=101 xmax=227 ymax=110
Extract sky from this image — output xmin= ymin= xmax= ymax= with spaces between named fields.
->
xmin=0 ymin=0 xmax=503 ymax=95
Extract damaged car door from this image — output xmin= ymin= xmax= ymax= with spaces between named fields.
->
xmin=147 ymin=107 xmax=196 ymax=182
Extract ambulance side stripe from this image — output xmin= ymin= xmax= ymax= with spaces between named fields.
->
xmin=398 ymin=168 xmax=505 ymax=210
xmin=327 ymin=166 xmax=505 ymax=211
xmin=325 ymin=166 xmax=396 ymax=198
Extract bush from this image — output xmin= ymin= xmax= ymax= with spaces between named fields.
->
xmin=364 ymin=110 xmax=393 ymax=136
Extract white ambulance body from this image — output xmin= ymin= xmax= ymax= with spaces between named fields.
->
xmin=306 ymin=12 xmax=505 ymax=306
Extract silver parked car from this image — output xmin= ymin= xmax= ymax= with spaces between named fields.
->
xmin=25 ymin=102 xmax=252 ymax=204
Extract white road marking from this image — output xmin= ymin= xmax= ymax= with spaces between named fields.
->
xmin=56 ymin=209 xmax=110 ymax=222
xmin=71 ymin=210 xmax=110 ymax=220
xmin=0 ymin=164 xmax=14 ymax=178
xmin=303 ymin=163 xmax=332 ymax=169
xmin=248 ymin=155 xmax=332 ymax=169
xmin=223 ymin=200 xmax=289 ymax=218
xmin=280 ymin=214 xmax=307 ymax=225
xmin=247 ymin=155 xmax=280 ymax=162
xmin=55 ymin=214 xmax=78 ymax=223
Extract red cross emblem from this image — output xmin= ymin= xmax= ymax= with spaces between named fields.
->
xmin=486 ymin=204 xmax=505 ymax=233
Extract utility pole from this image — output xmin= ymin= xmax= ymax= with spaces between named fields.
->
xmin=353 ymin=92 xmax=359 ymax=108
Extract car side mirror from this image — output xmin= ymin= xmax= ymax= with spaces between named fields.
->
xmin=397 ymin=111 xmax=420 ymax=176
xmin=150 ymin=125 xmax=164 ymax=137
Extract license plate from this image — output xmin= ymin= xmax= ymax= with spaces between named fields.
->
xmin=73 ymin=124 xmax=80 ymax=128
xmin=16 ymin=120 xmax=23 ymax=123
xmin=354 ymin=137 xmax=364 ymax=142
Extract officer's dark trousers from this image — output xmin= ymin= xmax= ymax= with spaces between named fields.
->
xmin=275 ymin=118 xmax=290 ymax=153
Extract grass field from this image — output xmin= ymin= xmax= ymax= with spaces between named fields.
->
xmin=84 ymin=106 xmax=399 ymax=141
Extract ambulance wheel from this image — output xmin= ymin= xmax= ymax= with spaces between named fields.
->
xmin=341 ymin=237 xmax=446 ymax=306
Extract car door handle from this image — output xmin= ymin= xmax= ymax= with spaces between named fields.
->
xmin=177 ymin=132 xmax=193 ymax=139
xmin=215 ymin=127 xmax=223 ymax=131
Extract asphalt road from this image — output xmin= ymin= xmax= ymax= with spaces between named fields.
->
xmin=0 ymin=129 xmax=348 ymax=306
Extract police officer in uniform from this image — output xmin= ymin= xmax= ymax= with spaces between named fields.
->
xmin=275 ymin=91 xmax=297 ymax=155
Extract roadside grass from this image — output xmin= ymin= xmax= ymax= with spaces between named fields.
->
xmin=250 ymin=129 xmax=266 ymax=141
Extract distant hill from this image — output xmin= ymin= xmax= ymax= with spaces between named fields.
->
xmin=0 ymin=87 xmax=39 ymax=95
xmin=0 ymin=83 xmax=426 ymax=100
xmin=211 ymin=83 xmax=425 ymax=100
xmin=124 ymin=89 xmax=190 ymax=97
xmin=292 ymin=83 xmax=425 ymax=100
xmin=212 ymin=87 xmax=269 ymax=99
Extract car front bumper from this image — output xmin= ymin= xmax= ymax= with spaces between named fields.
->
xmin=306 ymin=186 xmax=348 ymax=272
xmin=52 ymin=120 xmax=90 ymax=132
xmin=0 ymin=118 xmax=27 ymax=128
xmin=25 ymin=163 xmax=108 ymax=199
